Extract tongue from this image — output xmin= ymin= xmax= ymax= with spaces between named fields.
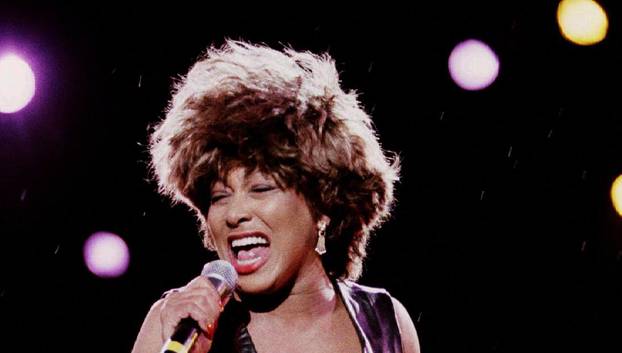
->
xmin=237 ymin=246 xmax=269 ymax=261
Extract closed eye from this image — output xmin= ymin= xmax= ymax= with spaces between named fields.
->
xmin=210 ymin=193 xmax=229 ymax=204
xmin=251 ymin=185 xmax=276 ymax=193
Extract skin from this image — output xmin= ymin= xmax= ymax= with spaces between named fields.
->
xmin=131 ymin=167 xmax=420 ymax=353
xmin=207 ymin=168 xmax=322 ymax=295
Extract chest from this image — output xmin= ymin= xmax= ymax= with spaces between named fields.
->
xmin=248 ymin=308 xmax=362 ymax=353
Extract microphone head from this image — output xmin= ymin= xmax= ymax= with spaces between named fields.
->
xmin=201 ymin=260 xmax=238 ymax=292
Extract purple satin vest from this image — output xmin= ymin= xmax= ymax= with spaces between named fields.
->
xmin=336 ymin=280 xmax=404 ymax=353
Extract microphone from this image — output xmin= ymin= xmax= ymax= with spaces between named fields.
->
xmin=160 ymin=260 xmax=238 ymax=353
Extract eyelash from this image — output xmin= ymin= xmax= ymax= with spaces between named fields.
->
xmin=252 ymin=185 xmax=275 ymax=192
xmin=210 ymin=195 xmax=226 ymax=203
xmin=210 ymin=185 xmax=275 ymax=204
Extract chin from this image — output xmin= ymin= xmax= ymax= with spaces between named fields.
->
xmin=237 ymin=276 xmax=274 ymax=295
xmin=237 ymin=264 xmax=288 ymax=296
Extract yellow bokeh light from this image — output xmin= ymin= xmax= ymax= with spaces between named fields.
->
xmin=611 ymin=175 xmax=622 ymax=217
xmin=557 ymin=0 xmax=608 ymax=45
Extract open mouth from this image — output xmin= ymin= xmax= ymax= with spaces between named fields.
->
xmin=229 ymin=234 xmax=271 ymax=274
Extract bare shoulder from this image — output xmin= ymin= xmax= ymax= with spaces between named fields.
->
xmin=131 ymin=298 xmax=165 ymax=353
xmin=391 ymin=297 xmax=421 ymax=353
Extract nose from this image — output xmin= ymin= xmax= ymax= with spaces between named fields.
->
xmin=224 ymin=194 xmax=252 ymax=228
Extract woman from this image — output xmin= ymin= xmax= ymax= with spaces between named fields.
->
xmin=132 ymin=40 xmax=420 ymax=353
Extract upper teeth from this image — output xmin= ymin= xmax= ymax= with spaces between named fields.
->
xmin=231 ymin=236 xmax=268 ymax=248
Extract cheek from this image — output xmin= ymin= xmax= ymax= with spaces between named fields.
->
xmin=205 ymin=211 xmax=225 ymax=243
xmin=265 ymin=196 xmax=315 ymax=241
xmin=206 ymin=206 xmax=225 ymax=227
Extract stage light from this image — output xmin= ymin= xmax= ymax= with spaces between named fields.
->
xmin=448 ymin=39 xmax=499 ymax=91
xmin=83 ymin=231 xmax=130 ymax=278
xmin=0 ymin=53 xmax=36 ymax=114
xmin=557 ymin=0 xmax=608 ymax=46
xmin=611 ymin=175 xmax=622 ymax=217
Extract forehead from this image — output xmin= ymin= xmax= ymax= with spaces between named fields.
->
xmin=211 ymin=167 xmax=272 ymax=187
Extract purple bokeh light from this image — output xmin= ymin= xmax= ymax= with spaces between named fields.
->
xmin=83 ymin=231 xmax=130 ymax=278
xmin=448 ymin=39 xmax=500 ymax=91
xmin=0 ymin=53 xmax=36 ymax=113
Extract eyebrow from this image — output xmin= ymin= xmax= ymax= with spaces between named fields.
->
xmin=210 ymin=173 xmax=273 ymax=190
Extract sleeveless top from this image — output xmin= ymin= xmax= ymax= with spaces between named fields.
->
xmin=209 ymin=279 xmax=404 ymax=353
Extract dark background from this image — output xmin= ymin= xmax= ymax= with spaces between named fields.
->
xmin=1 ymin=2 xmax=621 ymax=352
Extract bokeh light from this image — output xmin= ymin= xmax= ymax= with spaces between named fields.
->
xmin=448 ymin=39 xmax=500 ymax=91
xmin=0 ymin=53 xmax=36 ymax=114
xmin=557 ymin=0 xmax=608 ymax=46
xmin=83 ymin=231 xmax=130 ymax=278
xmin=611 ymin=175 xmax=622 ymax=217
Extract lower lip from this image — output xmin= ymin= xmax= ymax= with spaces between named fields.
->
xmin=230 ymin=247 xmax=271 ymax=275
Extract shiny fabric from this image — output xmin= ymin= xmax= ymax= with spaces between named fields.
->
xmin=209 ymin=280 xmax=403 ymax=353
xmin=335 ymin=280 xmax=403 ymax=353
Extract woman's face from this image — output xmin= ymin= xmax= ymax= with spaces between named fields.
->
xmin=206 ymin=167 xmax=320 ymax=294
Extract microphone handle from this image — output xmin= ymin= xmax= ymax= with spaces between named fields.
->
xmin=159 ymin=317 xmax=200 ymax=353
xmin=158 ymin=274 xmax=234 ymax=353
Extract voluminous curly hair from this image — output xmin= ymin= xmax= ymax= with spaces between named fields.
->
xmin=149 ymin=40 xmax=399 ymax=280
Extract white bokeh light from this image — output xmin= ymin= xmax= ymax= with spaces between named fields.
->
xmin=83 ymin=231 xmax=130 ymax=278
xmin=0 ymin=54 xmax=36 ymax=113
xmin=448 ymin=39 xmax=500 ymax=91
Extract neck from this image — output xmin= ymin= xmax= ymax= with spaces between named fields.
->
xmin=244 ymin=257 xmax=337 ymax=324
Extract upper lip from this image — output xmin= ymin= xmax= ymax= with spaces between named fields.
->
xmin=227 ymin=231 xmax=271 ymax=246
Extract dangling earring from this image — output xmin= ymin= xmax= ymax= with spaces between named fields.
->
xmin=315 ymin=222 xmax=327 ymax=255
